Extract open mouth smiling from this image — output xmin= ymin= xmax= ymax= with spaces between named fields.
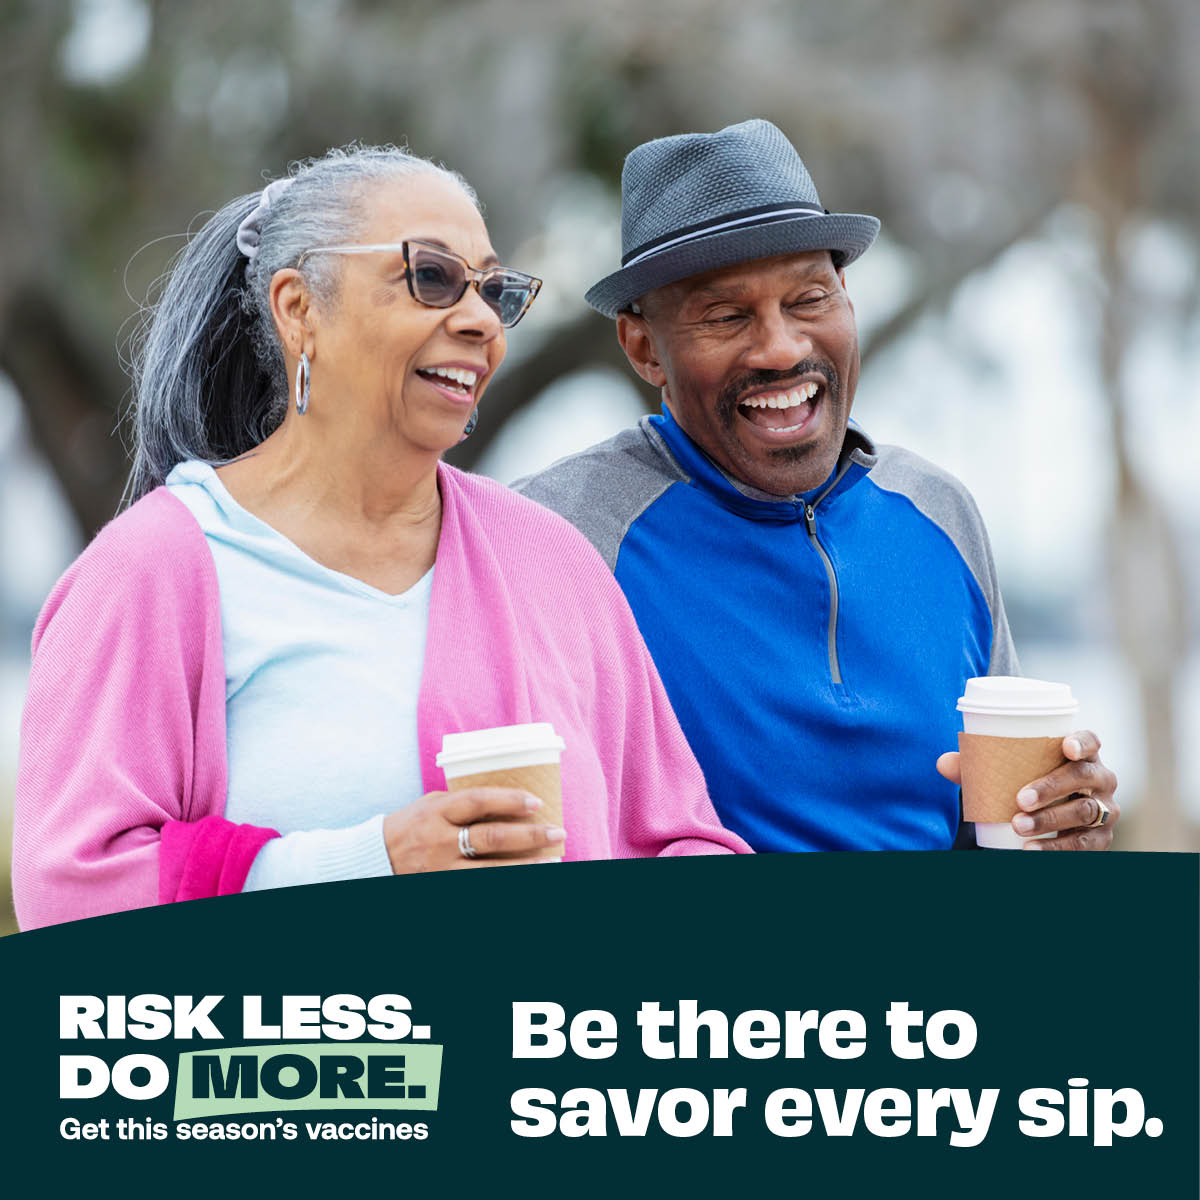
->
xmin=735 ymin=378 xmax=824 ymax=438
xmin=415 ymin=364 xmax=482 ymax=401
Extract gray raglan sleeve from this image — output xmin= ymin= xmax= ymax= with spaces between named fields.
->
xmin=512 ymin=422 xmax=688 ymax=572
xmin=868 ymin=446 xmax=1020 ymax=677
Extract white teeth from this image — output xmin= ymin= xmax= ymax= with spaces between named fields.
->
xmin=423 ymin=366 xmax=479 ymax=388
xmin=741 ymin=385 xmax=818 ymax=410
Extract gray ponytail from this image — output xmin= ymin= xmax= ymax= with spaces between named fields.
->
xmin=123 ymin=143 xmax=479 ymax=504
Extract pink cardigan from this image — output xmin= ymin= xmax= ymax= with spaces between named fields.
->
xmin=14 ymin=463 xmax=748 ymax=928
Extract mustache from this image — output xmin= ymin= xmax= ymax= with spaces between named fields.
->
xmin=717 ymin=359 xmax=838 ymax=423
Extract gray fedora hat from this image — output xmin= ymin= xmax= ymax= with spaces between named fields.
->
xmin=585 ymin=118 xmax=880 ymax=319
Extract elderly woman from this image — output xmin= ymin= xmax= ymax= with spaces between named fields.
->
xmin=14 ymin=144 xmax=747 ymax=928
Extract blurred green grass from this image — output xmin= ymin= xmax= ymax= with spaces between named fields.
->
xmin=2 ymin=814 xmax=16 ymax=937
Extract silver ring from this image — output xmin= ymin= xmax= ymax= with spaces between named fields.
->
xmin=1087 ymin=798 xmax=1111 ymax=828
xmin=458 ymin=825 xmax=478 ymax=859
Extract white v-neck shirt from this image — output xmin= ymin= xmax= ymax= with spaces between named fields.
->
xmin=166 ymin=461 xmax=431 ymax=890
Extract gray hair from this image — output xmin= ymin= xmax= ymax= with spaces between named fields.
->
xmin=123 ymin=143 xmax=479 ymax=504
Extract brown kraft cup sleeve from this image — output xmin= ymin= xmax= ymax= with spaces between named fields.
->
xmin=445 ymin=764 xmax=563 ymax=832
xmin=957 ymin=733 xmax=1067 ymax=823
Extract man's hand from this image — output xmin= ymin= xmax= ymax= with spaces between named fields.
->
xmin=936 ymin=730 xmax=1119 ymax=850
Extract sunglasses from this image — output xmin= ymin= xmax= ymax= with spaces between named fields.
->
xmin=296 ymin=239 xmax=542 ymax=328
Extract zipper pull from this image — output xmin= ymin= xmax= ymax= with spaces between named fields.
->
xmin=804 ymin=503 xmax=817 ymax=535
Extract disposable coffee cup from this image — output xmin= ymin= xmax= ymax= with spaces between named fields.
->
xmin=436 ymin=723 xmax=566 ymax=861
xmin=956 ymin=677 xmax=1079 ymax=849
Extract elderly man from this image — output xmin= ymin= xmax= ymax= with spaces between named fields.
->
xmin=517 ymin=119 xmax=1118 ymax=852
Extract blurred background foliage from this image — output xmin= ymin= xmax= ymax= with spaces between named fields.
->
xmin=2 ymin=0 xmax=1198 ymax=931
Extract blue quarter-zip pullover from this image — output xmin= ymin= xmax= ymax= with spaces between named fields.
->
xmin=518 ymin=404 xmax=1017 ymax=851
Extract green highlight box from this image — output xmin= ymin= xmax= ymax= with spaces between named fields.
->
xmin=174 ymin=1043 xmax=442 ymax=1120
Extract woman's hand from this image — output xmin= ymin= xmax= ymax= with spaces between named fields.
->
xmin=382 ymin=788 xmax=565 ymax=873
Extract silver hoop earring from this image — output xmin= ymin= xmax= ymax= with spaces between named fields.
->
xmin=294 ymin=352 xmax=311 ymax=416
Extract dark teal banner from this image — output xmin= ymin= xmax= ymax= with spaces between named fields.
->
xmin=2 ymin=852 xmax=1195 ymax=1197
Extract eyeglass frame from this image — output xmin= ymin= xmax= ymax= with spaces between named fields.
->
xmin=294 ymin=238 xmax=543 ymax=328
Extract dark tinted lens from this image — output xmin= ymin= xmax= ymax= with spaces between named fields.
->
xmin=409 ymin=247 xmax=466 ymax=306
xmin=480 ymin=270 xmax=535 ymax=326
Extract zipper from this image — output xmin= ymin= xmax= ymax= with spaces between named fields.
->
xmin=803 ymin=501 xmax=842 ymax=685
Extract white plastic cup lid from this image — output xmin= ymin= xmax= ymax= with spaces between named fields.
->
xmin=436 ymin=722 xmax=565 ymax=769
xmin=956 ymin=676 xmax=1078 ymax=717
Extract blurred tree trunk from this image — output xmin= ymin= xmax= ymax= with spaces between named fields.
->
xmin=0 ymin=286 xmax=127 ymax=539
xmin=445 ymin=311 xmax=637 ymax=473
xmin=1075 ymin=12 xmax=1195 ymax=850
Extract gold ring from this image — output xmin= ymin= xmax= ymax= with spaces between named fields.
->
xmin=1087 ymin=798 xmax=1110 ymax=828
